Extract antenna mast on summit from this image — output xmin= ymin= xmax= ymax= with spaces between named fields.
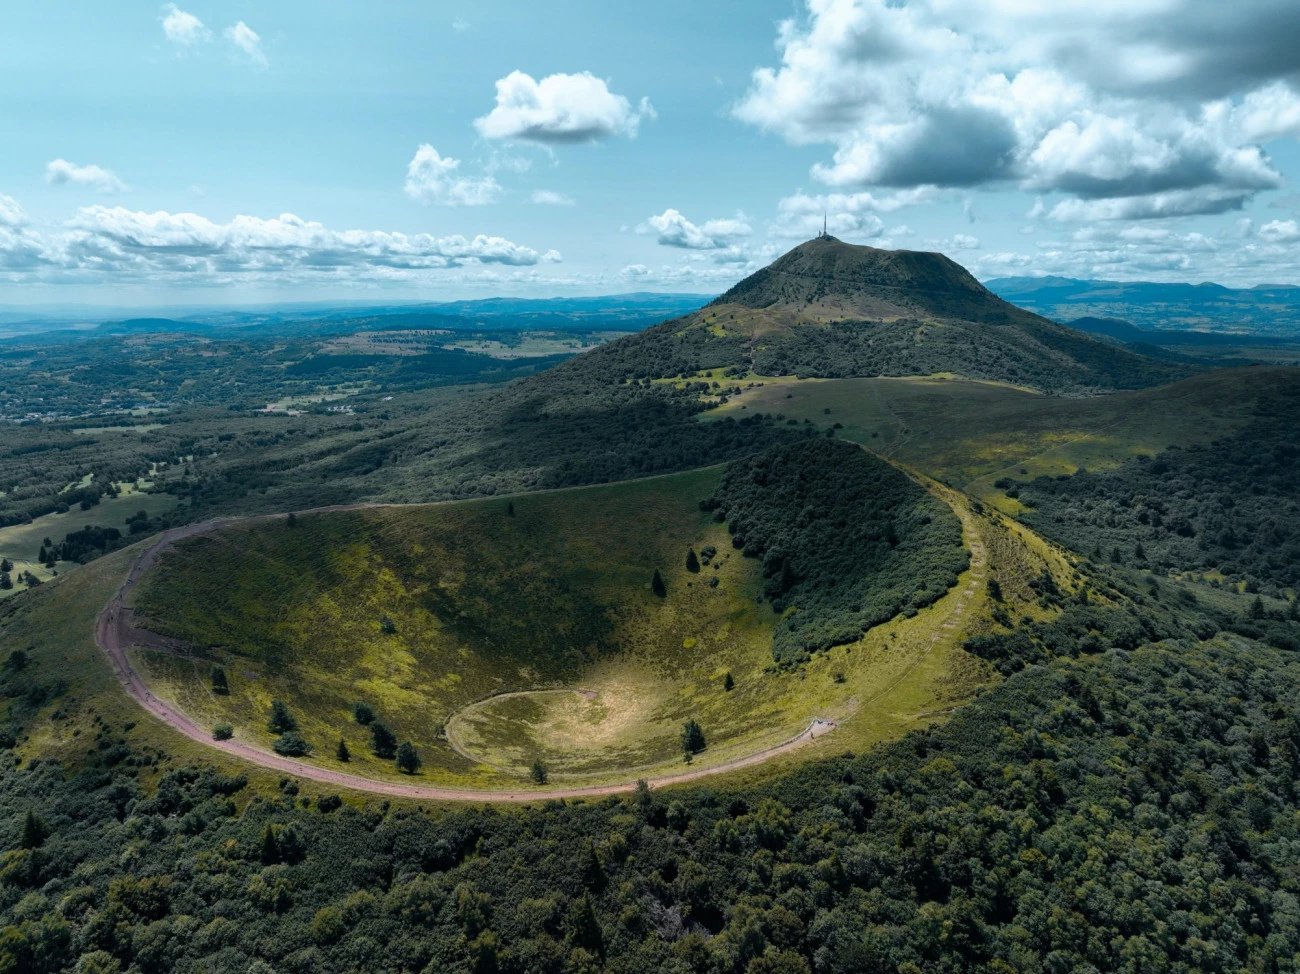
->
xmin=820 ymin=212 xmax=828 ymax=239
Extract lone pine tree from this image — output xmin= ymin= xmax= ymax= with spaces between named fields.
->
xmin=395 ymin=741 xmax=421 ymax=774
xmin=267 ymin=700 xmax=297 ymax=734
xmin=370 ymin=721 xmax=397 ymax=759
xmin=681 ymin=718 xmax=706 ymax=756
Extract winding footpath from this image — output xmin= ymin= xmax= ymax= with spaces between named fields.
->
xmin=95 ymin=464 xmax=985 ymax=802
xmin=95 ymin=519 xmax=838 ymax=801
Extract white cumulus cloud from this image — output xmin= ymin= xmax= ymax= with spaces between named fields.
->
xmin=735 ymin=0 xmax=1300 ymax=219
xmin=1259 ymin=219 xmax=1300 ymax=243
xmin=161 ymin=4 xmax=209 ymax=48
xmin=773 ymin=188 xmax=934 ymax=238
xmin=640 ymin=209 xmax=752 ymax=250
xmin=475 ymin=71 xmax=654 ymax=144
xmin=223 ymin=21 xmax=267 ymax=67
xmin=45 ymin=159 xmax=127 ymax=194
xmin=403 ymin=146 xmax=501 ymax=206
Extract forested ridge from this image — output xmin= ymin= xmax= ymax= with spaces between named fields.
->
xmin=704 ymin=440 xmax=969 ymax=666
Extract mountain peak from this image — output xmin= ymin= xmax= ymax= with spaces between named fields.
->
xmin=710 ymin=237 xmax=995 ymax=321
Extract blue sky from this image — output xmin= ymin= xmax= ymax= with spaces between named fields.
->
xmin=3 ymin=1 xmax=1300 ymax=304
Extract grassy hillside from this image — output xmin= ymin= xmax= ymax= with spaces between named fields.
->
xmin=130 ymin=450 xmax=982 ymax=785
xmin=701 ymin=367 xmax=1299 ymax=490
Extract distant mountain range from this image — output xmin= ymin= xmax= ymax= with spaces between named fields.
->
xmin=986 ymin=277 xmax=1300 ymax=335
xmin=0 ymin=293 xmax=710 ymax=342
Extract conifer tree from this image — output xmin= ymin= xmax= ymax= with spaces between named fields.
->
xmin=259 ymin=824 xmax=279 ymax=865
xmin=370 ymin=721 xmax=397 ymax=759
xmin=651 ymin=569 xmax=667 ymax=598
xmin=336 ymin=739 xmax=350 ymax=762
xmin=20 ymin=810 xmax=46 ymax=850
xmin=210 ymin=666 xmax=229 ymax=695
xmin=681 ymin=718 xmax=706 ymax=756
xmin=686 ymin=548 xmax=700 ymax=573
xmin=395 ymin=741 xmax=421 ymax=774
xmin=267 ymin=699 xmax=296 ymax=734
xmin=724 ymin=672 xmax=735 ymax=691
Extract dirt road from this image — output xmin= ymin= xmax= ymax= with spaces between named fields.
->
xmin=95 ymin=519 xmax=839 ymax=801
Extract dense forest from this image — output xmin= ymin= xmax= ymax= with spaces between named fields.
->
xmin=3 ymin=581 xmax=1300 ymax=972
xmin=704 ymin=440 xmax=969 ymax=666
xmin=1014 ymin=388 xmax=1300 ymax=591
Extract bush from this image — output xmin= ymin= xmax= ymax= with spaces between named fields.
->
xmin=351 ymin=702 xmax=375 ymax=725
xmin=272 ymin=732 xmax=312 ymax=757
xmin=212 ymin=723 xmax=233 ymax=741
xmin=707 ymin=439 xmax=968 ymax=666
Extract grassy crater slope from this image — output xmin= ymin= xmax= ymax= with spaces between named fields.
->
xmin=129 ymin=446 xmax=975 ymax=785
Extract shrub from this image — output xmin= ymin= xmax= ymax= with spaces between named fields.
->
xmin=351 ymin=702 xmax=375 ymax=726
xmin=212 ymin=723 xmax=233 ymax=741
xmin=272 ymin=732 xmax=312 ymax=757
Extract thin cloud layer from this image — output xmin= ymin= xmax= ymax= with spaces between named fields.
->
xmin=773 ymin=188 xmax=935 ymax=238
xmin=0 ymin=200 xmax=557 ymax=285
xmin=735 ymin=0 xmax=1300 ymax=219
xmin=530 ymin=190 xmax=575 ymax=206
xmin=475 ymin=71 xmax=655 ymax=144
xmin=223 ymin=22 xmax=267 ymax=67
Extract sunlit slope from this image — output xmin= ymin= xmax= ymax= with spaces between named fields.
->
xmin=126 ymin=444 xmax=993 ymax=786
xmin=702 ymin=366 xmax=1298 ymax=491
